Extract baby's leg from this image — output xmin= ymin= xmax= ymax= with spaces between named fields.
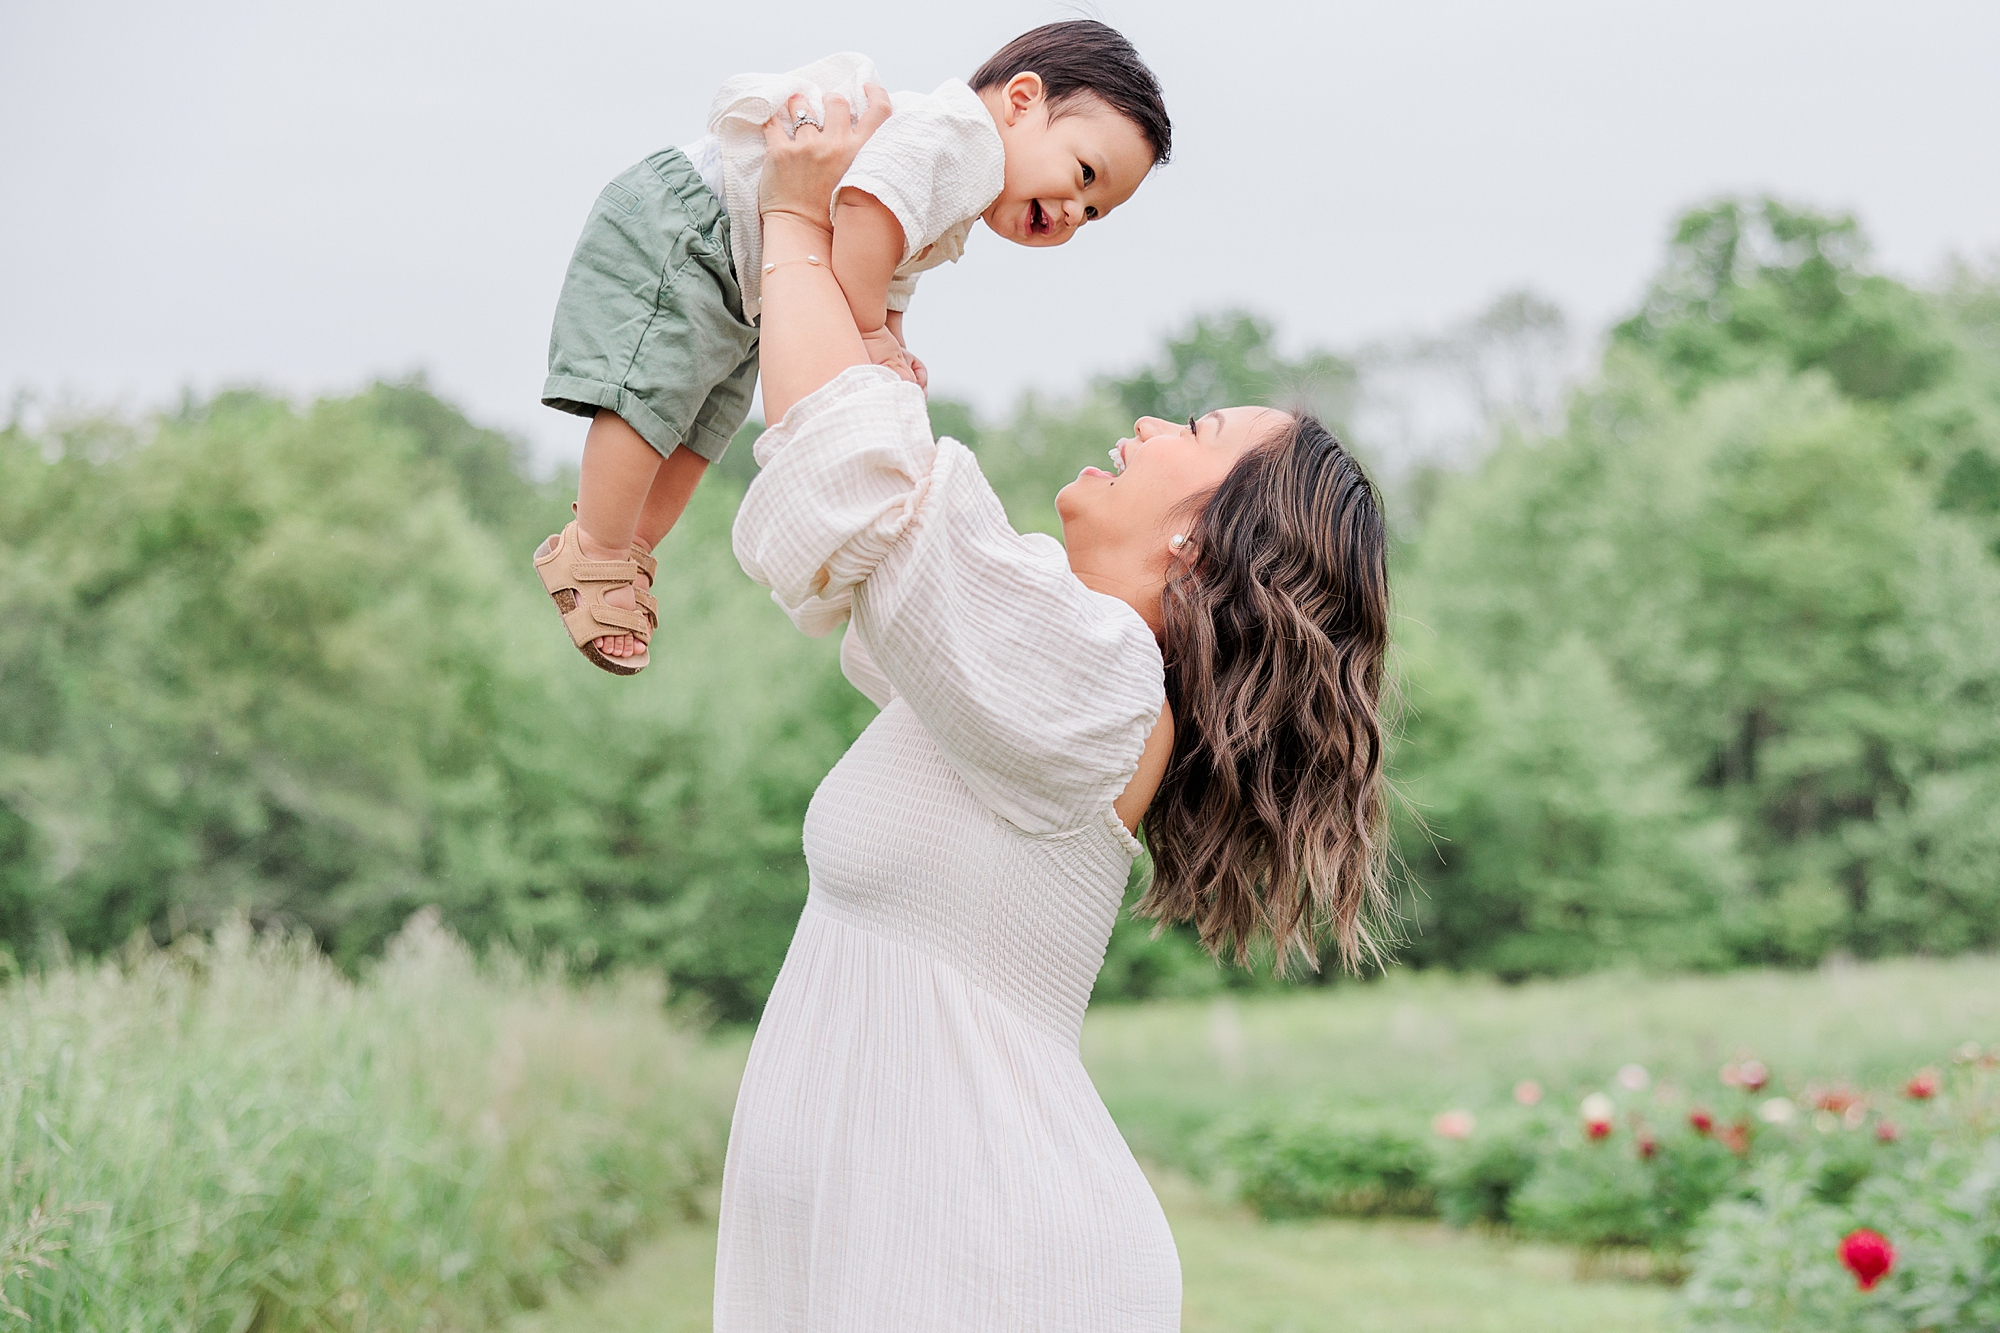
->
xmin=574 ymin=409 xmax=664 ymax=660
xmin=633 ymin=444 xmax=710 ymax=556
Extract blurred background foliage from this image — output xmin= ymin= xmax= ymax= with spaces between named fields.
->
xmin=4 ymin=196 xmax=1998 ymax=1019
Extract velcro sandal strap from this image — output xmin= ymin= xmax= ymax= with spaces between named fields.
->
xmin=570 ymin=558 xmax=642 ymax=583
xmin=586 ymin=603 xmax=652 ymax=634
xmin=630 ymin=547 xmax=658 ymax=581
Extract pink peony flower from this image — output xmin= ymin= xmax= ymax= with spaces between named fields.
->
xmin=1839 ymin=1228 xmax=1895 ymax=1291
xmin=1432 ymin=1110 xmax=1476 ymax=1141
xmin=1736 ymin=1060 xmax=1769 ymax=1093
xmin=1875 ymin=1119 xmax=1901 ymax=1144
xmin=1904 ymin=1069 xmax=1940 ymax=1101
xmin=1513 ymin=1079 xmax=1543 ymax=1107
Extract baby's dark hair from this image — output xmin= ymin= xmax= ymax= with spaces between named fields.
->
xmin=971 ymin=21 xmax=1171 ymax=166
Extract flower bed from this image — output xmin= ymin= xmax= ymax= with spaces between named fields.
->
xmin=1196 ymin=1043 xmax=1999 ymax=1326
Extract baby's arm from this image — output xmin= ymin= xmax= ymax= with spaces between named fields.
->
xmin=832 ymin=188 xmax=915 ymax=377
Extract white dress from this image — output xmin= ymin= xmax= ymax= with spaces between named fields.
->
xmin=718 ymin=365 xmax=1182 ymax=1331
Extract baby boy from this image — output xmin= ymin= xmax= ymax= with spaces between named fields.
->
xmin=533 ymin=21 xmax=1172 ymax=674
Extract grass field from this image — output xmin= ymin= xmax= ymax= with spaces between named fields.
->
xmin=512 ymin=956 xmax=1999 ymax=1332
xmin=1082 ymin=956 xmax=2000 ymax=1167
xmin=511 ymin=1171 xmax=1674 ymax=1333
xmin=0 ymin=918 xmax=740 ymax=1331
xmin=7 ymin=932 xmax=1988 ymax=1328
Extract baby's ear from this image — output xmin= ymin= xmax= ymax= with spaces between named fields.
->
xmin=1002 ymin=71 xmax=1045 ymax=122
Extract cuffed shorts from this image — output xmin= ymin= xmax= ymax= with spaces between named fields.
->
xmin=541 ymin=148 xmax=758 ymax=463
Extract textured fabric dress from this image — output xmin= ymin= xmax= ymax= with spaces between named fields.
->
xmin=718 ymin=364 xmax=1182 ymax=1331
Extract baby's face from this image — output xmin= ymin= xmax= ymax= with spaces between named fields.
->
xmin=981 ymin=93 xmax=1156 ymax=248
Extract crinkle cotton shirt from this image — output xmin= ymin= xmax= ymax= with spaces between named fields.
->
xmin=694 ymin=51 xmax=1006 ymax=321
xmin=719 ymin=364 xmax=1180 ymax=1330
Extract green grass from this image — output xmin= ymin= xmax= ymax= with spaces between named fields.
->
xmin=517 ymin=956 xmax=2000 ymax=1333
xmin=510 ymin=1171 xmax=1674 ymax=1333
xmin=1081 ymin=956 xmax=2000 ymax=1167
xmin=12 ymin=937 xmax=1993 ymax=1330
xmin=0 ymin=916 xmax=739 ymax=1330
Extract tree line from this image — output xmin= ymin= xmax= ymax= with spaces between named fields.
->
xmin=3 ymin=197 xmax=1996 ymax=1016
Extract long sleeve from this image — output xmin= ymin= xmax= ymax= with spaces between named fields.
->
xmin=733 ymin=366 xmax=1164 ymax=836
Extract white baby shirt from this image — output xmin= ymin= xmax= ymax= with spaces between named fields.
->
xmin=693 ymin=52 xmax=1007 ymax=321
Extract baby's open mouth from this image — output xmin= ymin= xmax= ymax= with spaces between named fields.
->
xmin=1029 ymin=200 xmax=1049 ymax=235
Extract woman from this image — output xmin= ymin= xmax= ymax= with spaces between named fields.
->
xmin=717 ymin=90 xmax=1392 ymax=1330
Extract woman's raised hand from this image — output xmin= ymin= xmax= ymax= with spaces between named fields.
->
xmin=759 ymin=86 xmax=893 ymax=232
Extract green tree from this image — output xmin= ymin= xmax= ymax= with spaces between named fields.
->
xmin=1614 ymin=196 xmax=1959 ymax=404
xmin=0 ymin=385 xmax=868 ymax=1018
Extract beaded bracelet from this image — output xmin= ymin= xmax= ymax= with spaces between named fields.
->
xmin=763 ymin=255 xmax=825 ymax=275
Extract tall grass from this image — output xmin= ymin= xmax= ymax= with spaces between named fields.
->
xmin=0 ymin=912 xmax=738 ymax=1330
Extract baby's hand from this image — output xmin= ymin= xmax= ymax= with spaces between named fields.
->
xmin=861 ymin=326 xmax=925 ymax=391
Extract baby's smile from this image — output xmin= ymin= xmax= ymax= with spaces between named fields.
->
xmin=1028 ymin=199 xmax=1054 ymax=237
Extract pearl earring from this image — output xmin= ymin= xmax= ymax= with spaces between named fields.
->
xmin=1169 ymin=534 xmax=1187 ymax=551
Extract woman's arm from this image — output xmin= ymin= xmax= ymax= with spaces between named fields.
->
xmin=757 ymin=89 xmax=892 ymax=425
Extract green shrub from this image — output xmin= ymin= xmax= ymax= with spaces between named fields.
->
xmin=1681 ymin=1060 xmax=2000 ymax=1330
xmin=1508 ymin=1131 xmax=1661 ymax=1248
xmin=0 ymin=914 xmax=738 ymax=1330
xmin=1682 ymin=1145 xmax=2000 ymax=1332
xmin=1512 ymin=1112 xmax=1752 ymax=1248
xmin=1434 ymin=1111 xmax=1550 ymax=1227
xmin=1213 ymin=1109 xmax=1437 ymax=1219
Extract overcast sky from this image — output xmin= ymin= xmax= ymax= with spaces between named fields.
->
xmin=4 ymin=1 xmax=1996 ymax=464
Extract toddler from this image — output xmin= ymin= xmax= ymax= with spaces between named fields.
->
xmin=533 ymin=21 xmax=1171 ymax=674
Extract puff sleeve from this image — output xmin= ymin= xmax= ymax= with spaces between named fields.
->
xmin=733 ymin=366 xmax=1163 ymax=836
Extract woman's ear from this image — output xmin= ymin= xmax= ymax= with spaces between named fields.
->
xmin=1002 ymin=71 xmax=1045 ymax=124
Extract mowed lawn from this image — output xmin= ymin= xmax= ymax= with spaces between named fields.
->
xmin=509 ymin=956 xmax=1999 ymax=1332
xmin=510 ymin=1172 xmax=1672 ymax=1333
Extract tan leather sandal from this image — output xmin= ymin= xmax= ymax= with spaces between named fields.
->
xmin=533 ymin=521 xmax=658 ymax=676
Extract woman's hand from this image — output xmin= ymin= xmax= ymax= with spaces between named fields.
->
xmin=759 ymin=86 xmax=893 ymax=232
xmin=754 ymin=85 xmax=894 ymax=424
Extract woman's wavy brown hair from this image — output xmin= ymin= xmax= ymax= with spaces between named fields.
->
xmin=1141 ymin=413 xmax=1393 ymax=974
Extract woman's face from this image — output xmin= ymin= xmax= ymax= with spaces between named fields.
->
xmin=1057 ymin=407 xmax=1288 ymax=572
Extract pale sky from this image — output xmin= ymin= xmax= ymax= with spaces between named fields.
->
xmin=4 ymin=0 xmax=1996 ymax=464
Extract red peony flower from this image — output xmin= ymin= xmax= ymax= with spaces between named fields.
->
xmin=1637 ymin=1132 xmax=1659 ymax=1159
xmin=1718 ymin=1120 xmax=1752 ymax=1157
xmin=1688 ymin=1108 xmax=1715 ymax=1135
xmin=1813 ymin=1086 xmax=1859 ymax=1114
xmin=1839 ymin=1228 xmax=1895 ymax=1291
xmin=1580 ymin=1092 xmax=1615 ymax=1140
xmin=1875 ymin=1119 xmax=1901 ymax=1144
xmin=1904 ymin=1069 xmax=1939 ymax=1100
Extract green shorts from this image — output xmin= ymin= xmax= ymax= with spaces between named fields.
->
xmin=542 ymin=148 xmax=759 ymax=463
